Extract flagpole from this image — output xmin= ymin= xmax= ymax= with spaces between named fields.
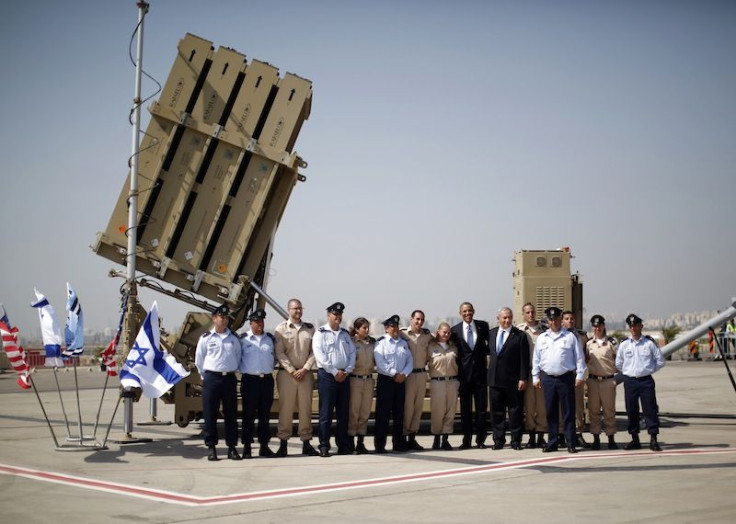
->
xmin=92 ymin=373 xmax=110 ymax=439
xmin=71 ymin=358 xmax=87 ymax=442
xmin=119 ymin=0 xmax=149 ymax=443
xmin=29 ymin=374 xmax=60 ymax=449
xmin=52 ymin=367 xmax=73 ymax=439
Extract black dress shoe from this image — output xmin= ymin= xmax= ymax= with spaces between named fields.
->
xmin=276 ymin=440 xmax=288 ymax=457
xmin=458 ymin=442 xmax=472 ymax=450
xmin=374 ymin=447 xmax=387 ymax=454
xmin=207 ymin=446 xmax=219 ymax=461
xmin=319 ymin=448 xmax=331 ymax=458
xmin=567 ymin=446 xmax=578 ymax=454
xmin=542 ymin=444 xmax=558 ymax=453
xmin=442 ymin=439 xmax=453 ymax=451
xmin=624 ymin=438 xmax=642 ymax=450
xmin=393 ymin=444 xmax=409 ymax=453
xmin=649 ymin=437 xmax=662 ymax=452
xmin=259 ymin=445 xmax=276 ymax=458
xmin=337 ymin=448 xmax=351 ymax=455
xmin=476 ymin=443 xmax=488 ymax=449
xmin=302 ymin=441 xmax=320 ymax=456
xmin=576 ymin=433 xmax=591 ymax=449
xmin=355 ymin=442 xmax=370 ymax=454
xmin=227 ymin=447 xmax=242 ymax=460
xmin=511 ymin=443 xmax=522 ymax=450
xmin=242 ymin=446 xmax=253 ymax=459
xmin=537 ymin=435 xmax=547 ymax=447
xmin=492 ymin=442 xmax=504 ymax=450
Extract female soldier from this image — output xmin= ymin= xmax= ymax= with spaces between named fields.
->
xmin=427 ymin=321 xmax=460 ymax=450
xmin=348 ymin=317 xmax=376 ymax=454
xmin=586 ymin=314 xmax=618 ymax=450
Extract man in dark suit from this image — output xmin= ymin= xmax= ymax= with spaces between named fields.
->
xmin=451 ymin=302 xmax=490 ymax=449
xmin=488 ymin=307 xmax=530 ymax=450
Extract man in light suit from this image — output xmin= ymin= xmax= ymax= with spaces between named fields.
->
xmin=451 ymin=302 xmax=490 ymax=449
xmin=488 ymin=307 xmax=530 ymax=450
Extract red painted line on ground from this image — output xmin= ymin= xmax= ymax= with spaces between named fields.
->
xmin=2 ymin=448 xmax=735 ymax=507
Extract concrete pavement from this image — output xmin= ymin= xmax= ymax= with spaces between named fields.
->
xmin=0 ymin=360 xmax=735 ymax=523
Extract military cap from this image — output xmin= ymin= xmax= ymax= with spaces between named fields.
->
xmin=382 ymin=314 xmax=400 ymax=327
xmin=248 ymin=308 xmax=266 ymax=321
xmin=625 ymin=313 xmax=643 ymax=326
xmin=326 ymin=302 xmax=345 ymax=314
xmin=544 ymin=306 xmax=563 ymax=319
xmin=590 ymin=314 xmax=606 ymax=327
xmin=213 ymin=304 xmax=230 ymax=317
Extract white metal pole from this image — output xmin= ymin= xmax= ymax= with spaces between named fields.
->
xmin=123 ymin=0 xmax=148 ymax=437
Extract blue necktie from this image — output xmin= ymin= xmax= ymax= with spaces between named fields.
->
xmin=497 ymin=330 xmax=505 ymax=354
xmin=467 ymin=325 xmax=474 ymax=349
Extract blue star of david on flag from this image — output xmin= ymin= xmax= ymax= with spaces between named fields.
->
xmin=120 ymin=301 xmax=189 ymax=398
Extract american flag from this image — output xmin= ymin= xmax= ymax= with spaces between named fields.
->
xmin=102 ymin=293 xmax=128 ymax=377
xmin=0 ymin=304 xmax=31 ymax=389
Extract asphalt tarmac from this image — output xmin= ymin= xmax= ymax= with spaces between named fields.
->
xmin=0 ymin=359 xmax=734 ymax=523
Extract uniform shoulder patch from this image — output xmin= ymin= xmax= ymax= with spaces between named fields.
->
xmin=607 ymin=336 xmax=618 ymax=346
xmin=644 ymin=335 xmax=657 ymax=343
xmin=422 ymin=328 xmax=431 ymax=334
xmin=376 ymin=335 xmax=387 ymax=342
xmin=368 ymin=336 xmax=376 ymax=343
xmin=304 ymin=322 xmax=314 ymax=329
xmin=318 ymin=327 xmax=328 ymax=333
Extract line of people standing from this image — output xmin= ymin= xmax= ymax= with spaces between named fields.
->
xmin=194 ymin=299 xmax=666 ymax=460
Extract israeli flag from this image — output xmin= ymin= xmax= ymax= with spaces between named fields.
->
xmin=31 ymin=288 xmax=65 ymax=367
xmin=63 ymin=282 xmax=84 ymax=357
xmin=120 ymin=301 xmax=189 ymax=398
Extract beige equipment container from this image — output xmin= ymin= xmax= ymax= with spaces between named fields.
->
xmin=511 ymin=248 xmax=584 ymax=329
xmin=92 ymin=34 xmax=312 ymax=426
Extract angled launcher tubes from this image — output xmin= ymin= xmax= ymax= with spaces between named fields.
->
xmin=92 ymin=34 xmax=312 ymax=426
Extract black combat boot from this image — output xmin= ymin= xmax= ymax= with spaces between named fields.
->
xmin=441 ymin=434 xmax=453 ymax=451
xmin=525 ymin=431 xmax=537 ymax=449
xmin=591 ymin=434 xmax=601 ymax=450
xmin=355 ymin=435 xmax=369 ymax=454
xmin=432 ymin=435 xmax=441 ymax=450
xmin=649 ymin=435 xmax=662 ymax=452
xmin=242 ymin=445 xmax=252 ymax=459
xmin=407 ymin=433 xmax=424 ymax=451
xmin=624 ymin=434 xmax=641 ymax=450
xmin=259 ymin=443 xmax=276 ymax=457
xmin=275 ymin=439 xmax=288 ymax=457
xmin=302 ymin=440 xmax=320 ymax=456
xmin=608 ymin=435 xmax=618 ymax=450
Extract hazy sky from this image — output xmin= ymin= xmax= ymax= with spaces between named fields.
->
xmin=1 ymin=0 xmax=734 ymax=337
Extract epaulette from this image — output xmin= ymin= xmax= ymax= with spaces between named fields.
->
xmin=318 ymin=327 xmax=328 ymax=333
xmin=422 ymin=328 xmax=431 ymax=334
xmin=607 ymin=336 xmax=618 ymax=346
xmin=399 ymin=327 xmax=409 ymax=332
xmin=340 ymin=327 xmax=349 ymax=334
xmin=266 ymin=332 xmax=276 ymax=343
xmin=644 ymin=335 xmax=657 ymax=343
xmin=368 ymin=336 xmax=376 ymax=344
xmin=304 ymin=322 xmax=314 ymax=329
xmin=376 ymin=335 xmax=387 ymax=342
xmin=201 ymin=331 xmax=211 ymax=337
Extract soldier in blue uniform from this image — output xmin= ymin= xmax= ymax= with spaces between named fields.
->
xmin=373 ymin=315 xmax=413 ymax=453
xmin=239 ymin=308 xmax=277 ymax=459
xmin=532 ymin=306 xmax=586 ymax=453
xmin=194 ymin=305 xmax=242 ymax=461
xmin=312 ymin=302 xmax=356 ymax=457
xmin=616 ymin=313 xmax=666 ymax=451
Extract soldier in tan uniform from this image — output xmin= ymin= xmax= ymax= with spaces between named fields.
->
xmin=274 ymin=298 xmax=319 ymax=457
xmin=400 ymin=310 xmax=432 ymax=451
xmin=585 ymin=314 xmax=619 ymax=450
xmin=349 ymin=317 xmax=375 ymax=454
xmin=427 ymin=321 xmax=460 ymax=450
xmin=562 ymin=310 xmax=590 ymax=449
xmin=516 ymin=302 xmax=547 ymax=448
